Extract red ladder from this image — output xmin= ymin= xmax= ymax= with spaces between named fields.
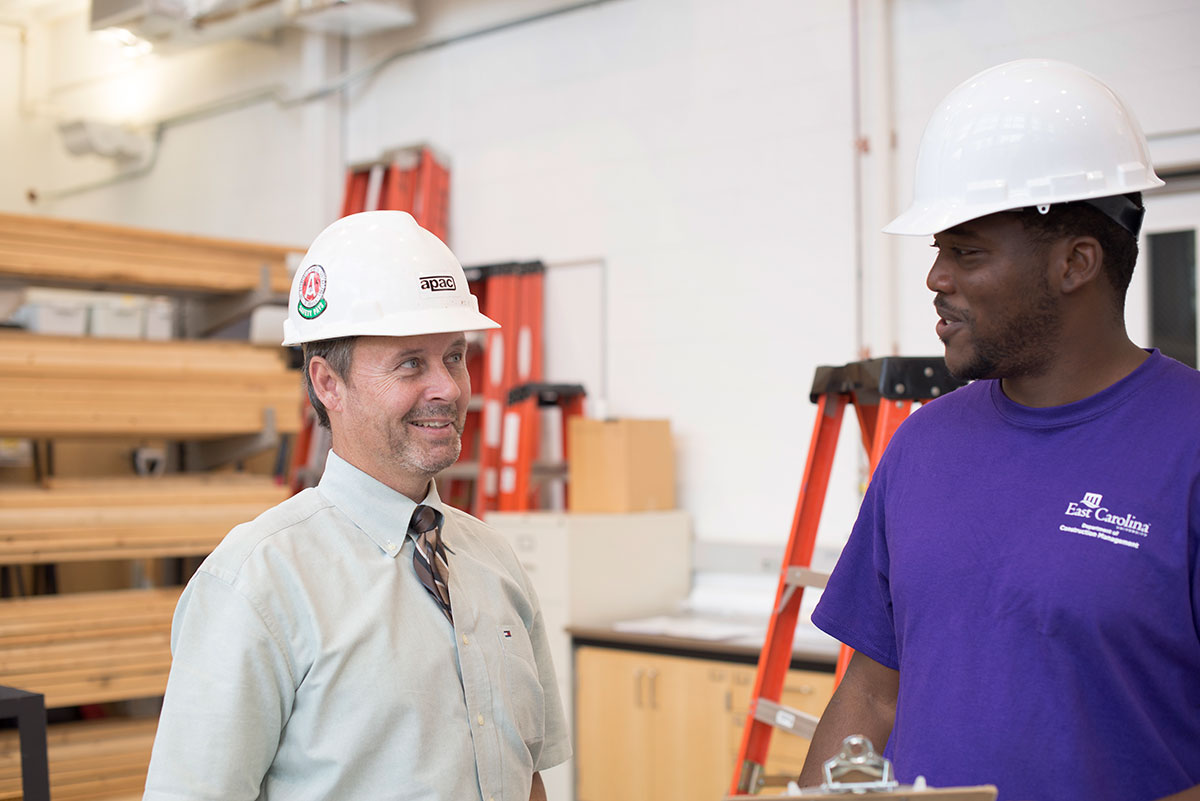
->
xmin=340 ymin=146 xmax=450 ymax=240
xmin=730 ymin=357 xmax=963 ymax=795
xmin=498 ymin=382 xmax=586 ymax=511
xmin=470 ymin=262 xmax=546 ymax=516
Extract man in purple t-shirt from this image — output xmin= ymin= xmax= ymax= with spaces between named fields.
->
xmin=799 ymin=60 xmax=1200 ymax=801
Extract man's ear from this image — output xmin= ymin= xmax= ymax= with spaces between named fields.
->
xmin=309 ymin=357 xmax=346 ymax=415
xmin=1057 ymin=235 xmax=1104 ymax=295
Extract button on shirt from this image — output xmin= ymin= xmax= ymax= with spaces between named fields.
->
xmin=143 ymin=451 xmax=570 ymax=801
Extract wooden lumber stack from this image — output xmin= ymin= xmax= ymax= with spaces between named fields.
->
xmin=0 ymin=212 xmax=307 ymax=801
xmin=0 ymin=717 xmax=158 ymax=801
xmin=0 ymin=212 xmax=295 ymax=295
xmin=0 ymin=474 xmax=289 ymax=564
xmin=0 ymin=331 xmax=302 ymax=437
xmin=0 ymin=588 xmax=180 ymax=708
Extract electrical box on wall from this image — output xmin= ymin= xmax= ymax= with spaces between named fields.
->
xmin=90 ymin=0 xmax=189 ymax=38
xmin=89 ymin=0 xmax=414 ymax=46
xmin=284 ymin=0 xmax=415 ymax=36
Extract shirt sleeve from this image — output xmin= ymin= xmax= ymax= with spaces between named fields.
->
xmin=810 ymin=461 xmax=900 ymax=670
xmin=143 ymin=570 xmax=295 ymax=801
xmin=526 ymin=606 xmax=572 ymax=773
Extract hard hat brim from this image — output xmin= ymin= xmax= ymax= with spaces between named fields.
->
xmin=883 ymin=176 xmax=1166 ymax=237
xmin=282 ymin=307 xmax=500 ymax=346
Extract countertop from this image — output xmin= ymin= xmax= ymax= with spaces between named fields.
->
xmin=568 ymin=614 xmax=839 ymax=673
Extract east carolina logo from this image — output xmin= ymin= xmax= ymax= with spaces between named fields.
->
xmin=1064 ymin=491 xmax=1150 ymax=535
xmin=419 ymin=275 xmax=456 ymax=292
xmin=297 ymin=264 xmax=327 ymax=320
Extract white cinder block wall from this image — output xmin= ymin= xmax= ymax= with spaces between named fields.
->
xmin=1 ymin=0 xmax=1198 ymax=550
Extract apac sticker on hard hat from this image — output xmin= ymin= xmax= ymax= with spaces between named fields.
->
xmin=297 ymin=264 xmax=327 ymax=319
xmin=419 ymin=275 xmax=456 ymax=292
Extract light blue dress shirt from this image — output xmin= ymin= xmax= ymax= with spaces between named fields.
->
xmin=144 ymin=451 xmax=570 ymax=800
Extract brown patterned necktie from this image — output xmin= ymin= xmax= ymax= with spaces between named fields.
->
xmin=409 ymin=505 xmax=452 ymax=623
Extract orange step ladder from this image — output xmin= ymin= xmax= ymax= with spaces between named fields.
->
xmin=730 ymin=357 xmax=964 ymax=796
xmin=470 ymin=261 xmax=547 ymax=516
xmin=498 ymin=382 xmax=586 ymax=511
xmin=340 ymin=146 xmax=450 ymax=240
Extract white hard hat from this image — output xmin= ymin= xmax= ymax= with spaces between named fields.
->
xmin=885 ymin=58 xmax=1164 ymax=237
xmin=282 ymin=210 xmax=499 ymax=346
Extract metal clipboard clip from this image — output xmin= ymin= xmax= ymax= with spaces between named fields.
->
xmin=779 ymin=735 xmax=998 ymax=799
xmin=723 ymin=734 xmax=999 ymax=800
xmin=820 ymin=735 xmax=898 ymax=793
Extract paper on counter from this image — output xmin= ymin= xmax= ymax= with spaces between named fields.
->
xmin=612 ymin=615 xmax=765 ymax=641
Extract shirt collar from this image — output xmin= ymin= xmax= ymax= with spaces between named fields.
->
xmin=317 ymin=450 xmax=447 ymax=560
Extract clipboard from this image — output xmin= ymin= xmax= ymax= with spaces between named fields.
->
xmin=723 ymin=735 xmax=998 ymax=800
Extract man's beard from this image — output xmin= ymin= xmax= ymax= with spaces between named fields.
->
xmin=387 ymin=404 xmax=464 ymax=476
xmin=939 ymin=285 xmax=1061 ymax=383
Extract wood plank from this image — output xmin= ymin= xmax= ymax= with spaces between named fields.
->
xmin=0 ymin=589 xmax=179 ymax=708
xmin=0 ymin=211 xmax=298 ymax=260
xmin=0 ymin=235 xmax=287 ymax=277
xmin=0 ymin=636 xmax=168 ymax=672
xmin=0 ymin=332 xmax=292 ymax=377
xmin=1 ymin=474 xmax=287 ymax=507
xmin=0 ymin=247 xmax=285 ymax=295
xmin=0 ymin=332 xmax=303 ymax=436
xmin=0 ymin=211 xmax=298 ymax=294
xmin=3 ymin=667 xmax=171 ymax=708
xmin=0 ymin=381 xmax=302 ymax=436
xmin=0 ymin=588 xmax=180 ymax=646
xmin=0 ymin=716 xmax=158 ymax=801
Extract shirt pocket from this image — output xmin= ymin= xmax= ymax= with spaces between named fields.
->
xmin=499 ymin=624 xmax=546 ymax=750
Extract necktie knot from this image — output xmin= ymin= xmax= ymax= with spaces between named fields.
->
xmin=409 ymin=504 xmax=442 ymax=538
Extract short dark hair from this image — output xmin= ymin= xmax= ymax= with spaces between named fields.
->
xmin=1017 ymin=192 xmax=1143 ymax=313
xmin=301 ymin=336 xmax=358 ymax=429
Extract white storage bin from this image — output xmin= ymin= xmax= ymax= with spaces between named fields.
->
xmin=91 ymin=294 xmax=146 ymax=339
xmin=12 ymin=288 xmax=90 ymax=335
xmin=143 ymin=296 xmax=174 ymax=340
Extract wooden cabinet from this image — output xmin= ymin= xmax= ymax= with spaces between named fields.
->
xmin=574 ymin=646 xmax=834 ymax=801
xmin=728 ymin=662 xmax=835 ymax=778
xmin=575 ymin=648 xmax=658 ymax=801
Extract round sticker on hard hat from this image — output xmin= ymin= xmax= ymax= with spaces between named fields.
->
xmin=297 ymin=264 xmax=327 ymax=319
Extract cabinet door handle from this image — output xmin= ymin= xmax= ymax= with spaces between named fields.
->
xmin=647 ymin=668 xmax=658 ymax=709
xmin=634 ymin=668 xmax=644 ymax=708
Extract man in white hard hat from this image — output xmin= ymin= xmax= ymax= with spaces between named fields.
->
xmin=799 ymin=60 xmax=1200 ymax=801
xmin=144 ymin=211 xmax=570 ymax=801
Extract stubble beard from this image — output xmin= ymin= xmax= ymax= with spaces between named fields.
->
xmin=945 ymin=282 xmax=1062 ymax=382
xmin=388 ymin=404 xmax=465 ymax=477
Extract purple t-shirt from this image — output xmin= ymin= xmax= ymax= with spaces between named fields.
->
xmin=812 ymin=350 xmax=1200 ymax=801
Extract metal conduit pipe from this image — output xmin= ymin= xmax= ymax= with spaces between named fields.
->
xmin=30 ymin=0 xmax=625 ymax=202
xmin=849 ymin=0 xmax=898 ymax=359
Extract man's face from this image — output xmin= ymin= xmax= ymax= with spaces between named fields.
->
xmin=336 ymin=332 xmax=470 ymax=490
xmin=927 ymin=213 xmax=1062 ymax=381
